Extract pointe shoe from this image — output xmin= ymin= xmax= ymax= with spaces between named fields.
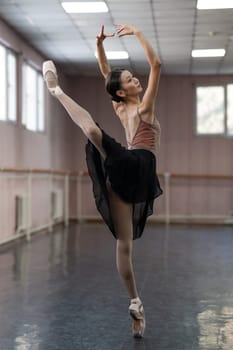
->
xmin=129 ymin=298 xmax=146 ymax=338
xmin=42 ymin=60 xmax=62 ymax=96
xmin=132 ymin=318 xmax=146 ymax=338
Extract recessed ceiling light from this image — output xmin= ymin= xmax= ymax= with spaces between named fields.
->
xmin=61 ymin=2 xmax=108 ymax=13
xmin=95 ymin=51 xmax=129 ymax=60
xmin=197 ymin=0 xmax=233 ymax=9
xmin=192 ymin=49 xmax=226 ymax=57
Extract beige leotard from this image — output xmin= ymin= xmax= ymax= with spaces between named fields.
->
xmin=127 ymin=108 xmax=161 ymax=154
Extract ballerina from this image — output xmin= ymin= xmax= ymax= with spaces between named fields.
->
xmin=42 ymin=23 xmax=162 ymax=338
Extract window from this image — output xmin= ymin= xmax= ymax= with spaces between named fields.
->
xmin=196 ymin=84 xmax=233 ymax=136
xmin=227 ymin=85 xmax=233 ymax=135
xmin=0 ymin=44 xmax=17 ymax=122
xmin=22 ymin=63 xmax=44 ymax=132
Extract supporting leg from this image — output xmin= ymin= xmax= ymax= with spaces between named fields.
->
xmin=108 ymin=187 xmax=145 ymax=337
xmin=108 ymin=186 xmax=138 ymax=299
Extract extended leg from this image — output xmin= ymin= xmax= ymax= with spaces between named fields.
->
xmin=43 ymin=60 xmax=106 ymax=158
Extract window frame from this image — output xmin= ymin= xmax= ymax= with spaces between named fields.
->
xmin=194 ymin=82 xmax=233 ymax=138
xmin=0 ymin=42 xmax=17 ymax=123
xmin=22 ymin=61 xmax=45 ymax=133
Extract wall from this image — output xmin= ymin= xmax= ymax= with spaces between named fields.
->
xmin=158 ymin=75 xmax=233 ymax=175
xmin=0 ymin=19 xmax=78 ymax=241
xmin=0 ymin=18 xmax=76 ymax=171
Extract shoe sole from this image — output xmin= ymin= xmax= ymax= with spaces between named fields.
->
xmin=42 ymin=60 xmax=57 ymax=75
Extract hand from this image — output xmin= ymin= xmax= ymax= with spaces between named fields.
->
xmin=96 ymin=25 xmax=114 ymax=45
xmin=114 ymin=24 xmax=138 ymax=37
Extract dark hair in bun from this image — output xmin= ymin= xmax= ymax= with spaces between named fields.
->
xmin=105 ymin=68 xmax=125 ymax=102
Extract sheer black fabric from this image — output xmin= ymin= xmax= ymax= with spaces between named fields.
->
xmin=85 ymin=129 xmax=163 ymax=240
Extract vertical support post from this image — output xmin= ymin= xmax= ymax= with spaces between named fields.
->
xmin=26 ymin=172 xmax=32 ymax=241
xmin=48 ymin=173 xmax=53 ymax=232
xmin=64 ymin=173 xmax=69 ymax=227
xmin=164 ymin=172 xmax=171 ymax=225
xmin=0 ymin=169 xmax=3 ymax=235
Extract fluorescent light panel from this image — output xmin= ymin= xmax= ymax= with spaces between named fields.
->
xmin=95 ymin=51 xmax=129 ymax=59
xmin=197 ymin=0 xmax=233 ymax=9
xmin=62 ymin=2 xmax=108 ymax=13
xmin=192 ymin=49 xmax=226 ymax=57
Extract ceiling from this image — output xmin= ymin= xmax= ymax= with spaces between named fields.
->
xmin=0 ymin=0 xmax=233 ymax=76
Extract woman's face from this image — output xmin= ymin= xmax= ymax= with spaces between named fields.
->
xmin=119 ymin=70 xmax=142 ymax=97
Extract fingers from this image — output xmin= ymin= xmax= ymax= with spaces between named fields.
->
xmin=114 ymin=24 xmax=124 ymax=35
xmin=101 ymin=24 xmax=104 ymax=36
xmin=114 ymin=24 xmax=134 ymax=37
xmin=97 ymin=24 xmax=114 ymax=39
xmin=105 ymin=32 xmax=115 ymax=38
xmin=97 ymin=24 xmax=104 ymax=38
xmin=97 ymin=24 xmax=132 ymax=40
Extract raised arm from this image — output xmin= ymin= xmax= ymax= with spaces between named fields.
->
xmin=96 ymin=25 xmax=114 ymax=79
xmin=116 ymin=24 xmax=161 ymax=111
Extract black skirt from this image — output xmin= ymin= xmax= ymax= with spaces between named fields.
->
xmin=85 ymin=129 xmax=163 ymax=240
